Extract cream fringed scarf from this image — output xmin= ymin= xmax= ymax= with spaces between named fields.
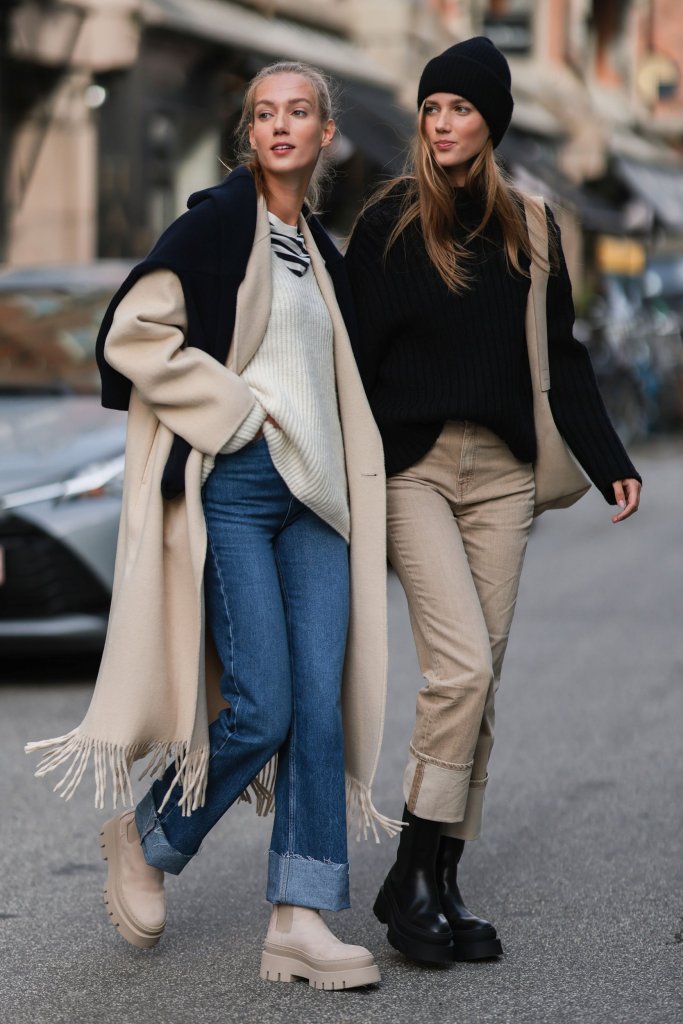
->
xmin=25 ymin=179 xmax=401 ymax=843
xmin=27 ymin=740 xmax=400 ymax=843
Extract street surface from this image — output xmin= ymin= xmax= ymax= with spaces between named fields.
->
xmin=2 ymin=438 xmax=682 ymax=1024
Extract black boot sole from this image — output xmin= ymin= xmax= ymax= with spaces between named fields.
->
xmin=374 ymin=887 xmax=454 ymax=965
xmin=451 ymin=935 xmax=504 ymax=961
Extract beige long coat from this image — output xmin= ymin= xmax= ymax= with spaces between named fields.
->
xmin=27 ymin=198 xmax=397 ymax=840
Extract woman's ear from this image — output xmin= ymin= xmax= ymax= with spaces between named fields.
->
xmin=320 ymin=118 xmax=336 ymax=150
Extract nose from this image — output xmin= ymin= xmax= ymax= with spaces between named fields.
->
xmin=273 ymin=108 xmax=288 ymax=133
xmin=435 ymin=111 xmax=451 ymax=133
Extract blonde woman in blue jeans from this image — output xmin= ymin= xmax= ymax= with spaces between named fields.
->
xmin=28 ymin=62 xmax=390 ymax=991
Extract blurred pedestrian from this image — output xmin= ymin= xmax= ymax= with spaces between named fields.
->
xmin=345 ymin=36 xmax=642 ymax=966
xmin=27 ymin=61 xmax=397 ymax=990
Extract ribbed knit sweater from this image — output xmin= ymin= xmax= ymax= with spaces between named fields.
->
xmin=206 ymin=212 xmax=349 ymax=539
xmin=345 ymin=187 xmax=640 ymax=503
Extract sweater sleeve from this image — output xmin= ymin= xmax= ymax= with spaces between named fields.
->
xmin=344 ymin=210 xmax=395 ymax=397
xmin=545 ymin=208 xmax=641 ymax=503
xmin=104 ymin=269 xmax=256 ymax=456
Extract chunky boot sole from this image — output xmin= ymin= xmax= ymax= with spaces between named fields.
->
xmin=374 ymin=886 xmax=453 ymax=965
xmin=451 ymin=934 xmax=504 ymax=961
xmin=260 ymin=945 xmax=380 ymax=990
xmin=99 ymin=820 xmax=165 ymax=949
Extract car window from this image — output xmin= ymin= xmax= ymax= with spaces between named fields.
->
xmin=0 ymin=289 xmax=112 ymax=395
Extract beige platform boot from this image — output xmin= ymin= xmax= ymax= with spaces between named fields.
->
xmin=260 ymin=904 xmax=380 ymax=990
xmin=99 ymin=811 xmax=166 ymax=948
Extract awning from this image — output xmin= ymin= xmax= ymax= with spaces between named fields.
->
xmin=336 ymin=80 xmax=413 ymax=174
xmin=142 ymin=0 xmax=395 ymax=89
xmin=613 ymin=155 xmax=683 ymax=232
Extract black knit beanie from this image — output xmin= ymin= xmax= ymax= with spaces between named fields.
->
xmin=416 ymin=36 xmax=513 ymax=148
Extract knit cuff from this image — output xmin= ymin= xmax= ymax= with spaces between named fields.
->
xmin=200 ymin=453 xmax=215 ymax=487
xmin=219 ymin=399 xmax=267 ymax=454
xmin=200 ymin=400 xmax=267 ymax=486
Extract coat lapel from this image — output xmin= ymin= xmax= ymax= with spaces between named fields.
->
xmin=299 ymin=216 xmax=350 ymax=366
xmin=230 ymin=196 xmax=272 ymax=374
xmin=307 ymin=219 xmax=359 ymax=347
xmin=230 ymin=202 xmax=357 ymax=376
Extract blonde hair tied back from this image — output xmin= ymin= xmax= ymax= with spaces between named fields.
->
xmin=234 ymin=61 xmax=336 ymax=214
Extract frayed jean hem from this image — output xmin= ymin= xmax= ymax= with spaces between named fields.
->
xmin=266 ymin=849 xmax=350 ymax=911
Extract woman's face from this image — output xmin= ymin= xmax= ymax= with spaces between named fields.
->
xmin=422 ymin=93 xmax=489 ymax=186
xmin=248 ymin=73 xmax=335 ymax=184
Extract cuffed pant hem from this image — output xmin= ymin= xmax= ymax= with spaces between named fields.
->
xmin=135 ymin=789 xmax=193 ymax=876
xmin=266 ymin=850 xmax=350 ymax=912
xmin=441 ymin=776 xmax=488 ymax=840
xmin=403 ymin=751 xmax=473 ymax=822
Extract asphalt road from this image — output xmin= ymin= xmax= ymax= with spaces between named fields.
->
xmin=2 ymin=438 xmax=682 ymax=1024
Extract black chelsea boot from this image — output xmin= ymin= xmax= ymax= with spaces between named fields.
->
xmin=436 ymin=835 xmax=503 ymax=960
xmin=373 ymin=806 xmax=453 ymax=964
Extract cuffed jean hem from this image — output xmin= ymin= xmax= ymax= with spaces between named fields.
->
xmin=266 ymin=850 xmax=350 ymax=912
xmin=403 ymin=751 xmax=473 ymax=823
xmin=135 ymin=789 xmax=193 ymax=876
xmin=441 ymin=776 xmax=488 ymax=841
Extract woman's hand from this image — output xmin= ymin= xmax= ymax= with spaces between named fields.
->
xmin=611 ymin=478 xmax=641 ymax=523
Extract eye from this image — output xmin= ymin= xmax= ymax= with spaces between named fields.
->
xmin=291 ymin=108 xmax=308 ymax=117
xmin=257 ymin=110 xmax=273 ymax=120
xmin=455 ymin=104 xmax=471 ymax=115
xmin=424 ymin=104 xmax=439 ymax=115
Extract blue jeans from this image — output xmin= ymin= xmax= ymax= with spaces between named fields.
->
xmin=135 ymin=438 xmax=351 ymax=911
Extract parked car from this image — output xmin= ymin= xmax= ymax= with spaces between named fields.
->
xmin=0 ymin=262 xmax=133 ymax=653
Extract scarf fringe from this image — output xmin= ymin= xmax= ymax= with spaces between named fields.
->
xmin=234 ymin=763 xmax=402 ymax=843
xmin=237 ymin=753 xmax=278 ymax=816
xmin=26 ymin=734 xmax=402 ymax=841
xmin=25 ymin=730 xmax=209 ymax=815
xmin=345 ymin=774 xmax=404 ymax=843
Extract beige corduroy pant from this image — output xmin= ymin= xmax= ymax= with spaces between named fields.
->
xmin=387 ymin=421 xmax=535 ymax=840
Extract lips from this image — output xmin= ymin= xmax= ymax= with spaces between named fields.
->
xmin=271 ymin=144 xmax=294 ymax=152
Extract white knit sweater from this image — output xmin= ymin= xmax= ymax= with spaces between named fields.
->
xmin=203 ymin=212 xmax=350 ymax=540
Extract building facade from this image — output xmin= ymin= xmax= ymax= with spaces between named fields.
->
xmin=2 ymin=0 xmax=683 ymax=272
xmin=1 ymin=0 xmax=413 ymax=264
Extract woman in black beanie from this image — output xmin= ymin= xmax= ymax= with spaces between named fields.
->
xmin=345 ymin=37 xmax=641 ymax=966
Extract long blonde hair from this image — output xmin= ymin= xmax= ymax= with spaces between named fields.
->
xmin=234 ymin=61 xmax=336 ymax=213
xmin=357 ymin=102 xmax=553 ymax=292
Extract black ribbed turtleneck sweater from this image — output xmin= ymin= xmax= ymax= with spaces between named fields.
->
xmin=344 ymin=188 xmax=639 ymax=502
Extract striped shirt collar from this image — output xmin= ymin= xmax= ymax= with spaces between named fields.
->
xmin=268 ymin=210 xmax=311 ymax=277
